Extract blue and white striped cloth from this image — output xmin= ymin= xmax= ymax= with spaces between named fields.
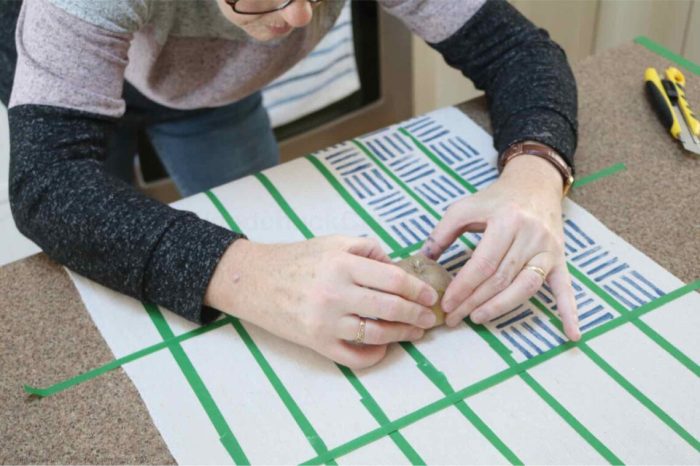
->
xmin=262 ymin=1 xmax=360 ymax=128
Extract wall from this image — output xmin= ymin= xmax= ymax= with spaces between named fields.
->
xmin=412 ymin=0 xmax=700 ymax=114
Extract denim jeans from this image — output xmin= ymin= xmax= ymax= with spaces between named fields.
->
xmin=105 ymin=83 xmax=280 ymax=196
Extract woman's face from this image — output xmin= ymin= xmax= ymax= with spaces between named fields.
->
xmin=216 ymin=0 xmax=316 ymax=41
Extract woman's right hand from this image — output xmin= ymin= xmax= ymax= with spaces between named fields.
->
xmin=205 ymin=235 xmax=439 ymax=369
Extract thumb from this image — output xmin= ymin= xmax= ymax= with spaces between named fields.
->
xmin=420 ymin=198 xmax=487 ymax=260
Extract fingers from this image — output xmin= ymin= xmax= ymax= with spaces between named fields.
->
xmin=420 ymin=199 xmax=488 ymax=260
xmin=351 ymin=286 xmax=437 ymax=329
xmin=343 ymin=236 xmax=392 ymax=263
xmin=468 ymin=255 xmax=552 ymax=324
xmin=347 ymin=255 xmax=438 ymax=307
xmin=326 ymin=341 xmax=388 ymax=370
xmin=548 ymin=263 xmax=581 ymax=341
xmin=442 ymin=221 xmax=517 ymax=320
xmin=443 ymin=239 xmax=528 ymax=327
xmin=336 ymin=315 xmax=425 ymax=345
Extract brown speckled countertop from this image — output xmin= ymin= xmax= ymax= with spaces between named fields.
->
xmin=1 ymin=43 xmax=698 ymax=463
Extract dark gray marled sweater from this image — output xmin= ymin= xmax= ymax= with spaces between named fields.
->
xmin=0 ymin=0 xmax=577 ymax=324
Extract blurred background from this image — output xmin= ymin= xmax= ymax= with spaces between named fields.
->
xmin=1 ymin=0 xmax=698 ymax=265
xmin=414 ymin=0 xmax=699 ymax=114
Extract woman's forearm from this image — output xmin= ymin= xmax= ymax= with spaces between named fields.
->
xmin=428 ymin=0 xmax=578 ymax=170
xmin=9 ymin=104 xmax=240 ymax=323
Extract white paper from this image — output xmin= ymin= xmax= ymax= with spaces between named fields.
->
xmin=68 ymin=106 xmax=700 ymax=464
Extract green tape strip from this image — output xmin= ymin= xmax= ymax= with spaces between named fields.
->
xmin=205 ymin=190 xmax=242 ymax=231
xmin=398 ymin=125 xmax=699 ymax=423
xmin=581 ymin=342 xmax=700 ymax=452
xmin=255 ymin=173 xmax=314 ymax=239
xmin=144 ymin=303 xmax=249 ymax=464
xmin=573 ymin=163 xmax=627 ymax=189
xmin=465 ymin=319 xmax=623 ymax=464
xmin=635 ymin=36 xmax=700 ymax=76
xmin=398 ymin=128 xmax=478 ymax=194
xmin=393 ymin=246 xmax=521 ymax=463
xmin=352 ymin=133 xmax=619 ymax=461
xmin=531 ymin=290 xmax=700 ymax=453
xmin=308 ymin=132 xmax=700 ymax=462
xmin=230 ymin=318 xmax=335 ymax=462
xmin=207 ymin=189 xmax=335 ymax=463
xmin=389 ymin=241 xmax=425 ymax=259
xmin=517 ymin=370 xmax=624 ymax=463
xmin=568 ymin=265 xmax=700 ymax=376
xmin=24 ymin=316 xmax=233 ymax=397
xmin=404 ymin=127 xmax=700 ymax=451
xmin=306 ymin=155 xmax=403 ymax=252
xmin=400 ymin=342 xmax=523 ymax=465
xmin=302 ymin=280 xmax=699 ymax=464
xmin=255 ymin=172 xmax=424 ymax=465
xmin=632 ymin=318 xmax=699 ymax=376
xmin=336 ymin=365 xmax=425 ymax=466
xmin=351 ymin=138 xmax=477 ymax=250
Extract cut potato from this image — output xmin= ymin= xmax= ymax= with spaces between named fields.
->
xmin=395 ymin=253 xmax=452 ymax=327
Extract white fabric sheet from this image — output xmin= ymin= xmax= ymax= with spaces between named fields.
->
xmin=68 ymin=107 xmax=700 ymax=464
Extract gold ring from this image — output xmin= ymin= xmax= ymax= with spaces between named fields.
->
xmin=354 ymin=317 xmax=366 ymax=345
xmin=524 ymin=265 xmax=547 ymax=281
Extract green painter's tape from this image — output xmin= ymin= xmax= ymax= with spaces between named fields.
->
xmin=24 ymin=316 xmax=233 ymax=397
xmin=632 ymin=319 xmax=699 ymax=376
xmin=306 ymin=155 xmax=403 ymax=253
xmin=255 ymin=173 xmax=424 ymax=465
xmin=531 ymin=290 xmax=700 ymax=453
xmin=208 ymin=189 xmax=335 ymax=463
xmin=400 ymin=342 xmax=523 ymax=465
xmin=580 ymin=343 xmax=700 ymax=452
xmin=573 ymin=163 xmax=627 ymax=188
xmin=205 ymin=190 xmax=243 ymax=232
xmin=389 ymin=241 xmax=425 ymax=259
xmin=337 ymin=365 xmax=425 ymax=466
xmin=398 ymin=128 xmax=478 ymax=194
xmin=302 ymin=280 xmax=699 ymax=464
xmin=399 ymin=125 xmax=700 ymax=449
xmin=255 ymin=173 xmax=314 ymax=239
xmin=306 ymin=132 xmax=700 ymax=463
xmin=568 ymin=264 xmax=700 ymax=376
xmin=351 ymin=139 xmax=477 ymax=251
xmin=230 ymin=318 xmax=335 ymax=463
xmin=353 ymin=133 xmax=617 ymax=461
xmin=144 ymin=303 xmax=249 ymax=464
xmin=635 ymin=36 xmax=700 ymax=76
xmin=465 ymin=319 xmax=623 ymax=465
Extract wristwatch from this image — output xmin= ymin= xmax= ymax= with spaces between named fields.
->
xmin=498 ymin=142 xmax=575 ymax=196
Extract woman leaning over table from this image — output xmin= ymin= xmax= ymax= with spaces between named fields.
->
xmin=0 ymin=0 xmax=580 ymax=369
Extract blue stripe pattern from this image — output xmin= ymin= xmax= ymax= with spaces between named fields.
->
xmin=262 ymin=5 xmax=359 ymax=123
xmin=314 ymin=112 xmax=670 ymax=361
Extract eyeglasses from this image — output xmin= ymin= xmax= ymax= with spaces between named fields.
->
xmin=225 ymin=0 xmax=325 ymax=15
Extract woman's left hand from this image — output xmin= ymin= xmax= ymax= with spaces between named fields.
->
xmin=420 ymin=154 xmax=581 ymax=341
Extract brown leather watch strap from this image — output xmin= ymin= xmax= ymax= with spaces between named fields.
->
xmin=498 ymin=142 xmax=575 ymax=196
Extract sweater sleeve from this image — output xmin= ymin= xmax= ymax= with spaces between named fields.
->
xmin=381 ymin=0 xmax=578 ymax=170
xmin=6 ymin=0 xmax=242 ymax=323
